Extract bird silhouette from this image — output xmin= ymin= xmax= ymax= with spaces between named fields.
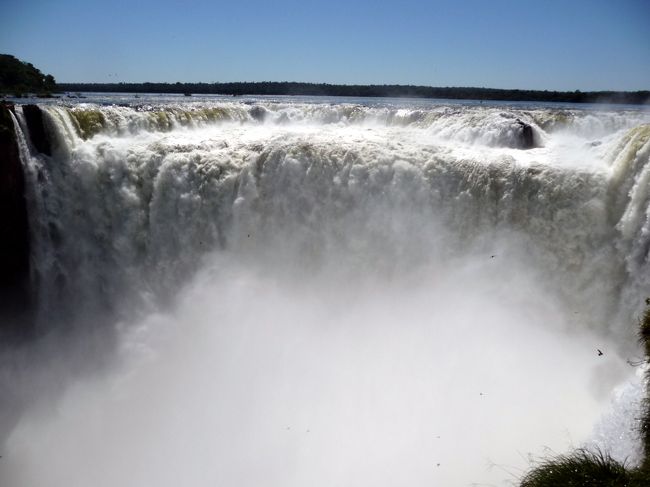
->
xmin=597 ymin=349 xmax=603 ymax=356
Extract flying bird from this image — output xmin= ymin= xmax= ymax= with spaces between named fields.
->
xmin=597 ymin=349 xmax=603 ymax=356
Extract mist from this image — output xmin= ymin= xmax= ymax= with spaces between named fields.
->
xmin=1 ymin=247 xmax=632 ymax=487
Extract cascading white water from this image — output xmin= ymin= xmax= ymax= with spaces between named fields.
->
xmin=1 ymin=98 xmax=649 ymax=486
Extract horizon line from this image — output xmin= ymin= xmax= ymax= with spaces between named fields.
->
xmin=56 ymin=81 xmax=650 ymax=94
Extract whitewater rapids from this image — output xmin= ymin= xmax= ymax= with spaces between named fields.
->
xmin=1 ymin=97 xmax=649 ymax=486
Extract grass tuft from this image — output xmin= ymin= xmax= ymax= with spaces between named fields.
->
xmin=519 ymin=448 xmax=648 ymax=487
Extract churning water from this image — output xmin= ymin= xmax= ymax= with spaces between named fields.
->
xmin=1 ymin=95 xmax=649 ymax=486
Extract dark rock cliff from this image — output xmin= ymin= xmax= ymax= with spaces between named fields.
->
xmin=22 ymin=104 xmax=51 ymax=156
xmin=0 ymin=103 xmax=32 ymax=340
xmin=515 ymin=119 xmax=537 ymax=149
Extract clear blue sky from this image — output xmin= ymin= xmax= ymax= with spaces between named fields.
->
xmin=2 ymin=0 xmax=649 ymax=90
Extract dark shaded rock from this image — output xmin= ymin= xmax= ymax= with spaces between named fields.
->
xmin=249 ymin=105 xmax=268 ymax=122
xmin=22 ymin=104 xmax=51 ymax=156
xmin=515 ymin=118 xmax=536 ymax=149
xmin=0 ymin=103 xmax=33 ymax=340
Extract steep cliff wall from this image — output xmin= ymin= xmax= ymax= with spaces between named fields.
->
xmin=0 ymin=103 xmax=31 ymax=340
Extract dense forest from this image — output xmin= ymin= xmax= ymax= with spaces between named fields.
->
xmin=58 ymin=81 xmax=650 ymax=104
xmin=0 ymin=54 xmax=56 ymax=95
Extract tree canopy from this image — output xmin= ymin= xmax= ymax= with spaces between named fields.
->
xmin=0 ymin=54 xmax=56 ymax=95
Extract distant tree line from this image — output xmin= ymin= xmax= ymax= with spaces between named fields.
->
xmin=57 ymin=81 xmax=650 ymax=105
xmin=0 ymin=54 xmax=56 ymax=95
xmin=1 ymin=50 xmax=645 ymax=104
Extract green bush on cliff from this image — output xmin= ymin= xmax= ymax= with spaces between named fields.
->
xmin=520 ymin=449 xmax=649 ymax=487
xmin=639 ymin=300 xmax=650 ymax=471
xmin=0 ymin=54 xmax=56 ymax=95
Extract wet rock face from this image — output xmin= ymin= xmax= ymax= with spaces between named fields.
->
xmin=22 ymin=104 xmax=51 ymax=156
xmin=0 ymin=103 xmax=32 ymax=340
xmin=249 ymin=105 xmax=268 ymax=122
xmin=515 ymin=118 xmax=536 ymax=149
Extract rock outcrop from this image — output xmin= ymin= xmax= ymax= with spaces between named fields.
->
xmin=515 ymin=118 xmax=537 ymax=149
xmin=22 ymin=104 xmax=51 ymax=156
xmin=0 ymin=103 xmax=32 ymax=340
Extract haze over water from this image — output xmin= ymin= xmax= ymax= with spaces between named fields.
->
xmin=1 ymin=95 xmax=649 ymax=486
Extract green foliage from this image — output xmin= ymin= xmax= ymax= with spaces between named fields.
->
xmin=55 ymin=81 xmax=650 ymax=105
xmin=0 ymin=54 xmax=57 ymax=95
xmin=639 ymin=300 xmax=650 ymax=471
xmin=520 ymin=449 xmax=649 ymax=487
xmin=639 ymin=300 xmax=650 ymax=359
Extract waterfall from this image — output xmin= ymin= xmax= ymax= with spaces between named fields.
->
xmin=2 ymin=99 xmax=649 ymax=487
